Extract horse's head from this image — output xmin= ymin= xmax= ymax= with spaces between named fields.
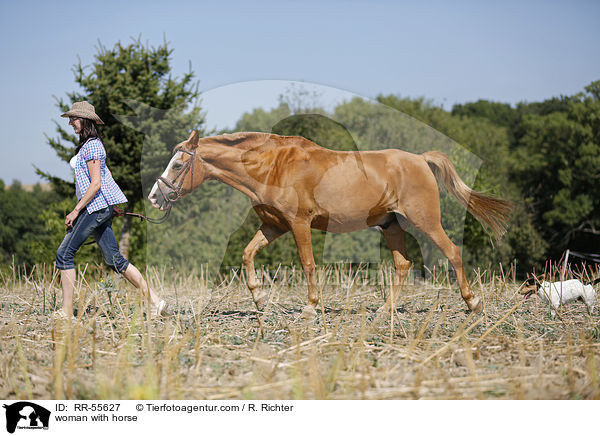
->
xmin=148 ymin=130 xmax=207 ymax=210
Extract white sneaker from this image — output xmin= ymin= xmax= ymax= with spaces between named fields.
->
xmin=151 ymin=300 xmax=167 ymax=317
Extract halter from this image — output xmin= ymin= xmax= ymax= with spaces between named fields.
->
xmin=157 ymin=148 xmax=196 ymax=204
xmin=116 ymin=148 xmax=196 ymax=225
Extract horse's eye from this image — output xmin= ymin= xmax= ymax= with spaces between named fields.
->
xmin=172 ymin=163 xmax=183 ymax=171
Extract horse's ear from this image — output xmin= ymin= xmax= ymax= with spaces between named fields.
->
xmin=187 ymin=130 xmax=200 ymax=149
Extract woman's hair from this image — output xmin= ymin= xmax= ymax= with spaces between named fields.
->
xmin=75 ymin=118 xmax=103 ymax=154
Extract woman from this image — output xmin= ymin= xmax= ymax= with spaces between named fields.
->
xmin=55 ymin=101 xmax=166 ymax=318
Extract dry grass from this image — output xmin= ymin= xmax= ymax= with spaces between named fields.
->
xmin=1 ymin=262 xmax=599 ymax=400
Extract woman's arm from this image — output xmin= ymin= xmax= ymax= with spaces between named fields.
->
xmin=65 ymin=159 xmax=102 ymax=227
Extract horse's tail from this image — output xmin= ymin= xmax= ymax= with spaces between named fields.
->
xmin=422 ymin=151 xmax=512 ymax=239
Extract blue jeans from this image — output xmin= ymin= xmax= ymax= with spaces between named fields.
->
xmin=56 ymin=207 xmax=130 ymax=273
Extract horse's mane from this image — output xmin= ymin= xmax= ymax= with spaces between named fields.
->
xmin=202 ymin=132 xmax=272 ymax=150
xmin=202 ymin=132 xmax=323 ymax=151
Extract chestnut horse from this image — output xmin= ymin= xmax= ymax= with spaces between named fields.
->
xmin=148 ymin=131 xmax=511 ymax=317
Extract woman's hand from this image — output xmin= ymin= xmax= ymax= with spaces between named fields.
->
xmin=65 ymin=208 xmax=80 ymax=228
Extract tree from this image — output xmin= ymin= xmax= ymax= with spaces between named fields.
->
xmin=38 ymin=37 xmax=205 ymax=260
xmin=513 ymin=81 xmax=600 ymax=256
xmin=234 ymin=103 xmax=291 ymax=133
xmin=0 ymin=180 xmax=62 ymax=266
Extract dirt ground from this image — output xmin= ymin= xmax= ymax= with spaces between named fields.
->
xmin=1 ymin=264 xmax=599 ymax=400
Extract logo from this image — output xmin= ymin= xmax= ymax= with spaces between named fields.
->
xmin=3 ymin=402 xmax=50 ymax=433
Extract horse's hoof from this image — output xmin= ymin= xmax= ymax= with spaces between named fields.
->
xmin=301 ymin=305 xmax=318 ymax=320
xmin=253 ymin=291 xmax=268 ymax=312
xmin=248 ymin=280 xmax=260 ymax=293
xmin=467 ymin=296 xmax=483 ymax=313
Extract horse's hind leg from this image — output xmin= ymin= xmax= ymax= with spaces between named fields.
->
xmin=243 ymin=224 xmax=286 ymax=310
xmin=412 ymin=214 xmax=483 ymax=312
xmin=377 ymin=220 xmax=411 ymax=313
xmin=418 ymin=222 xmax=482 ymax=312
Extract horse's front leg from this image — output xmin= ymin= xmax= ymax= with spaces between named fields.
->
xmin=242 ymin=224 xmax=285 ymax=311
xmin=290 ymin=222 xmax=319 ymax=319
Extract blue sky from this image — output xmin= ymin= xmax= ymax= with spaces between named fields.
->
xmin=1 ymin=0 xmax=599 ymax=184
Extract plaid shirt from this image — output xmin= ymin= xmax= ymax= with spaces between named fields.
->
xmin=74 ymin=138 xmax=128 ymax=213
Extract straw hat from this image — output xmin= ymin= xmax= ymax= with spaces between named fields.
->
xmin=61 ymin=101 xmax=104 ymax=124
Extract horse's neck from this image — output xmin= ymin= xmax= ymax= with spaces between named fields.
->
xmin=199 ymin=144 xmax=261 ymax=202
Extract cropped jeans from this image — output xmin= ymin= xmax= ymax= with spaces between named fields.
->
xmin=55 ymin=206 xmax=130 ymax=273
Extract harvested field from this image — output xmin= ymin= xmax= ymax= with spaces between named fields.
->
xmin=1 ymin=262 xmax=599 ymax=400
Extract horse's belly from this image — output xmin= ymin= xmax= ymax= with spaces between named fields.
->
xmin=312 ymin=164 xmax=391 ymax=233
xmin=311 ymin=214 xmax=375 ymax=233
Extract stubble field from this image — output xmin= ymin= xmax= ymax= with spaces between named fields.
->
xmin=1 ymin=262 xmax=599 ymax=400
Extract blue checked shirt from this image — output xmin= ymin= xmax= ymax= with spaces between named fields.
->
xmin=74 ymin=138 xmax=128 ymax=213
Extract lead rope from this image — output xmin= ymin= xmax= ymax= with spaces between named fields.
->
xmin=112 ymin=204 xmax=172 ymax=224
xmin=112 ymin=175 xmax=174 ymax=224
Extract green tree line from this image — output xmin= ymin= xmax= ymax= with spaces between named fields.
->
xmin=1 ymin=39 xmax=598 ymax=279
